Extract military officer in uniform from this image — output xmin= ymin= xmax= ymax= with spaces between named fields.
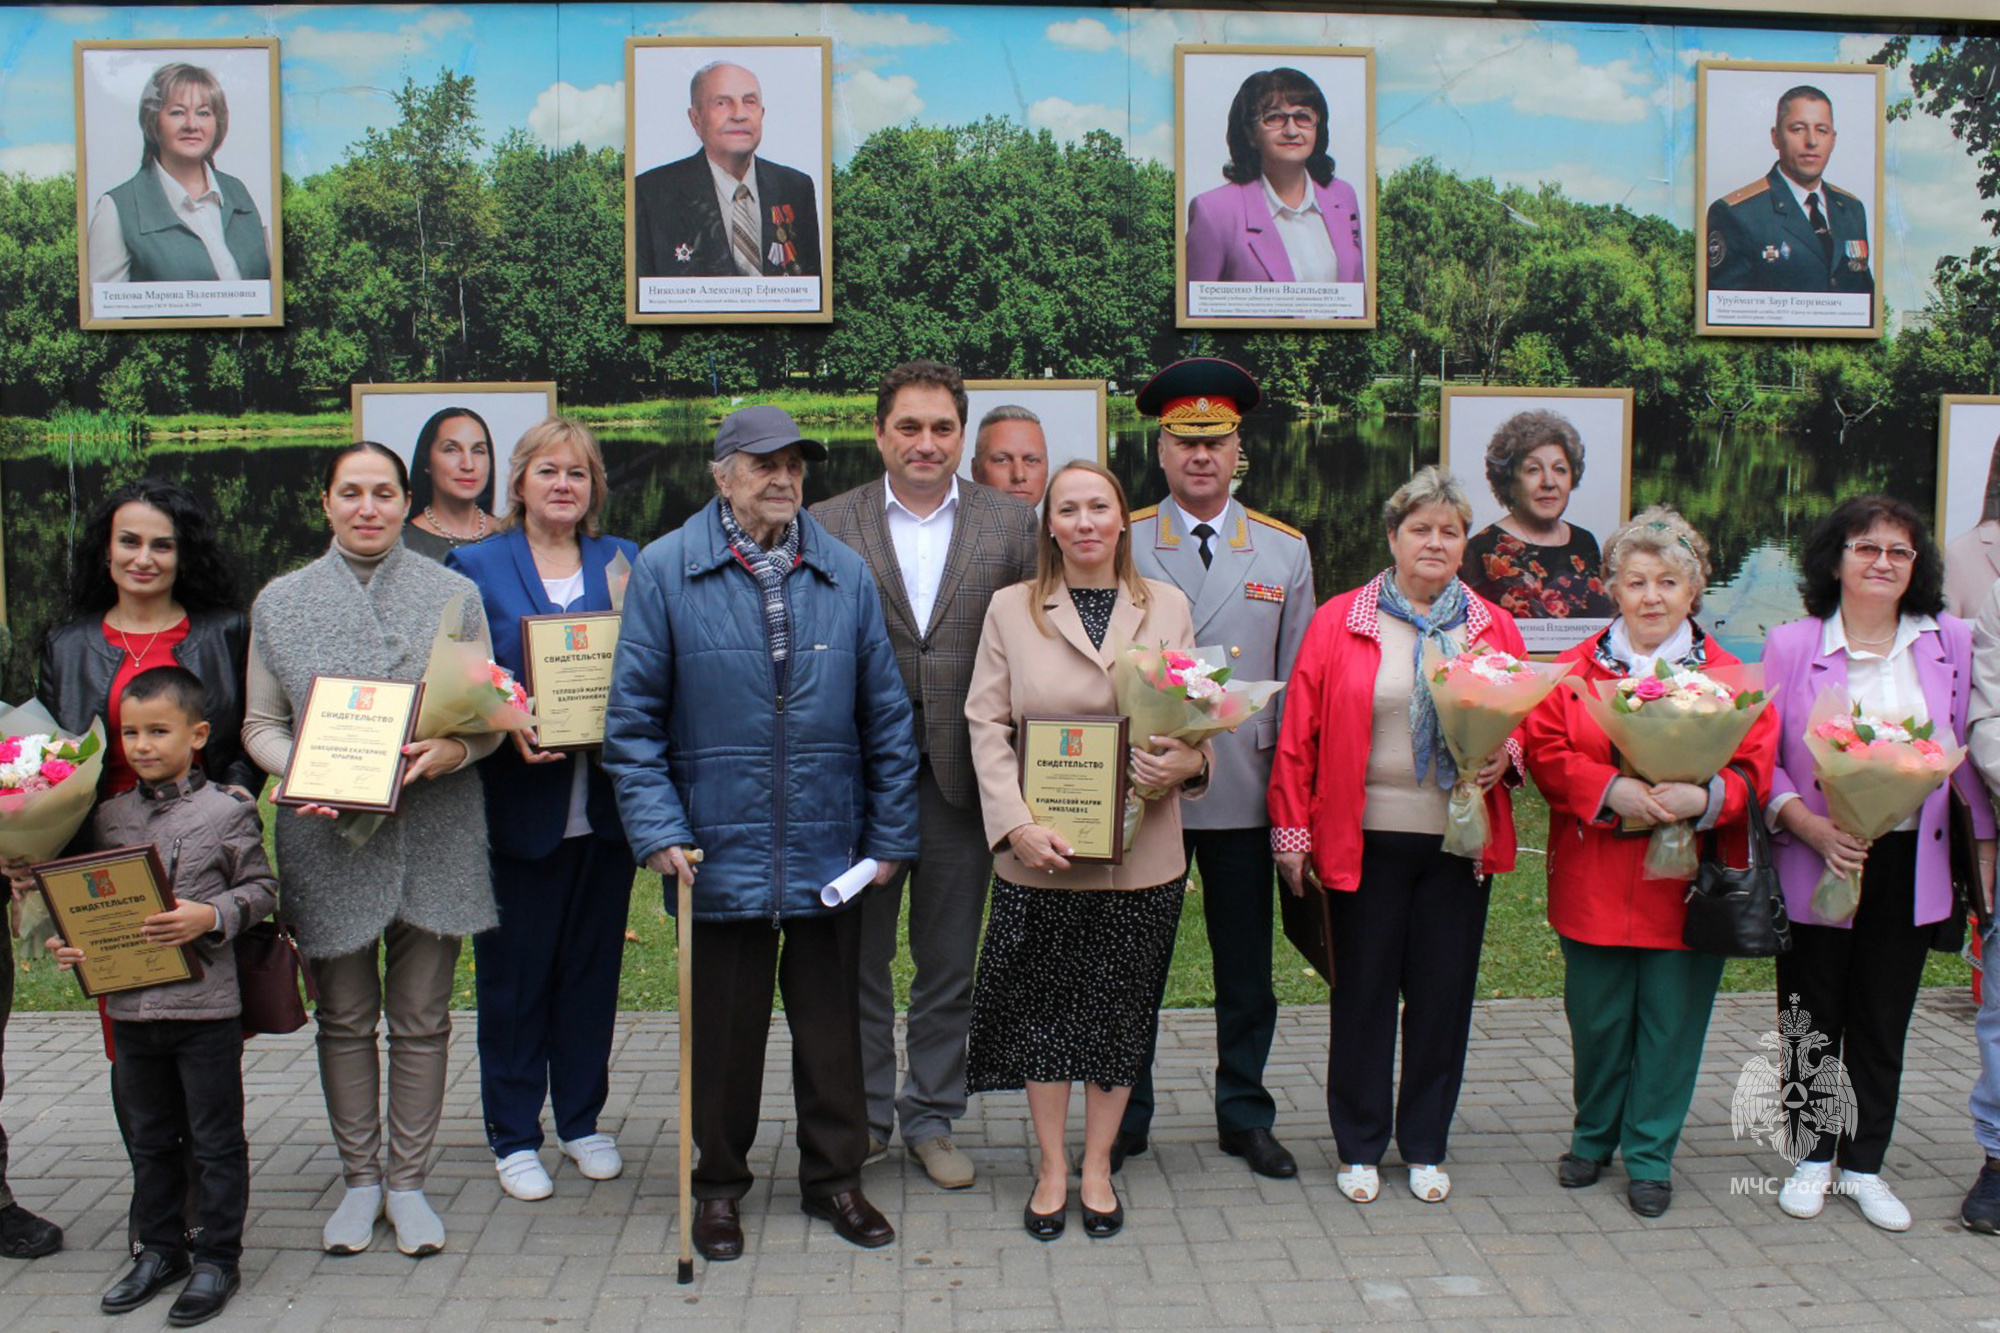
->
xmin=1706 ymin=84 xmax=1872 ymax=296
xmin=1116 ymin=358 xmax=1316 ymax=1181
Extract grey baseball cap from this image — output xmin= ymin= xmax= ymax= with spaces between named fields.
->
xmin=712 ymin=405 xmax=828 ymax=462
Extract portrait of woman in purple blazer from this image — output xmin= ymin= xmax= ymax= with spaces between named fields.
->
xmin=1185 ymin=67 xmax=1366 ymax=288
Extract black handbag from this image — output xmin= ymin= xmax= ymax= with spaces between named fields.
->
xmin=1683 ymin=763 xmax=1791 ymax=958
xmin=235 ymin=920 xmax=318 ymax=1036
xmin=1940 ymin=785 xmax=1987 ymax=952
xmin=1278 ymin=878 xmax=1337 ymax=987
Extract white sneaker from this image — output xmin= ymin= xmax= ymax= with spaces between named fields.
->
xmin=1409 ymin=1164 xmax=1451 ymax=1203
xmin=322 ymin=1184 xmax=383 ymax=1254
xmin=1778 ymin=1160 xmax=1833 ymax=1219
xmin=559 ymin=1133 xmax=624 ymax=1181
xmin=385 ymin=1188 xmax=446 ymax=1256
xmin=1337 ymin=1164 xmax=1380 ymax=1203
xmin=496 ymin=1150 xmax=554 ymax=1200
xmin=1842 ymin=1171 xmax=1912 ymax=1232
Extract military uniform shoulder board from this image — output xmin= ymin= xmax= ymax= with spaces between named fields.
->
xmin=1721 ymin=177 xmax=1772 ymax=207
xmin=1245 ymin=508 xmax=1305 ymax=542
xmin=1129 ymin=505 xmax=1161 ymax=522
xmin=1825 ymin=181 xmax=1861 ymax=202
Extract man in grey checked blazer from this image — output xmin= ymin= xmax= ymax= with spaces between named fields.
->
xmin=1120 ymin=359 xmax=1316 ymax=1180
xmin=812 ymin=361 xmax=1040 ymax=1189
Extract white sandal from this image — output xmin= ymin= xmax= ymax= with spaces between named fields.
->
xmin=1337 ymin=1164 xmax=1380 ymax=1203
xmin=1409 ymin=1164 xmax=1451 ymax=1203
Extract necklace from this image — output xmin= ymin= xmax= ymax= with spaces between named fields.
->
xmin=424 ymin=505 xmax=488 ymax=543
xmin=107 ymin=617 xmax=171 ymax=663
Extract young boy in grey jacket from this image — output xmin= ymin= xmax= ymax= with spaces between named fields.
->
xmin=50 ymin=666 xmax=275 ymax=1327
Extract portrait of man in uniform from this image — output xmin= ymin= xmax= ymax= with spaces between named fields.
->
xmin=625 ymin=38 xmax=831 ymax=323
xmin=1696 ymin=62 xmax=1884 ymax=338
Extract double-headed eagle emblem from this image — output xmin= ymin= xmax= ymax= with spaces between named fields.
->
xmin=1732 ymin=994 xmax=1857 ymax=1164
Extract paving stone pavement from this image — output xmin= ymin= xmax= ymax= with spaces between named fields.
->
xmin=0 ymin=991 xmax=1994 ymax=1331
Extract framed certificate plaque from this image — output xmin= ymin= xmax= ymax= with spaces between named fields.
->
xmin=1019 ymin=714 xmax=1129 ymax=864
xmin=519 ymin=612 xmax=622 ymax=751
xmin=275 ymin=675 xmax=422 ymax=813
xmin=35 ymin=844 xmax=200 ymax=997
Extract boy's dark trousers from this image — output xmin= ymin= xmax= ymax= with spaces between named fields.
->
xmin=111 ymin=1017 xmax=247 ymax=1271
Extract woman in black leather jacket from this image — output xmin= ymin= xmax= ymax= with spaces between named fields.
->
xmin=37 ymin=478 xmax=258 ymax=797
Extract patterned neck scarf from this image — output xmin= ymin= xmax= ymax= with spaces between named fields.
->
xmin=1595 ymin=617 xmax=1706 ymax=677
xmin=1374 ymin=570 xmax=1469 ymax=787
xmin=717 ymin=499 xmax=802 ymax=683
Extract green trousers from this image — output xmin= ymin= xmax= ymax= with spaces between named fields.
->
xmin=1560 ymin=937 xmax=1725 ymax=1181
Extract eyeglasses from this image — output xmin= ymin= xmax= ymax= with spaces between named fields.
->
xmin=1257 ymin=110 xmax=1320 ymax=131
xmin=1843 ymin=539 xmax=1919 ymax=566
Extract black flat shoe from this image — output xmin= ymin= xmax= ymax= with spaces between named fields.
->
xmin=1081 ymin=1185 xmax=1124 ymax=1239
xmin=102 ymin=1249 xmax=192 ymax=1315
xmin=0 ymin=1204 xmax=61 ymax=1260
xmin=166 ymin=1263 xmax=239 ymax=1328
xmin=1557 ymin=1153 xmax=1609 ymax=1189
xmin=1627 ymin=1178 xmax=1673 ymax=1218
xmin=1109 ymin=1130 xmax=1147 ymax=1176
xmin=1220 ymin=1127 xmax=1299 ymax=1180
xmin=1022 ymin=1188 xmax=1066 ymax=1241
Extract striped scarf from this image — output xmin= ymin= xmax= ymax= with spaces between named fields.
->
xmin=718 ymin=499 xmax=802 ymax=685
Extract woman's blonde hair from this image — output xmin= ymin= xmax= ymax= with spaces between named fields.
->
xmin=1381 ymin=465 xmax=1473 ymax=534
xmin=1029 ymin=460 xmax=1148 ymax=636
xmin=1601 ymin=504 xmax=1710 ymax=612
xmin=139 ymin=64 xmax=227 ymax=167
xmin=499 ymin=416 xmax=609 ymax=537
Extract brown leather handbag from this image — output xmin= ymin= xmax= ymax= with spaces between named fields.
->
xmin=235 ymin=921 xmax=318 ymax=1035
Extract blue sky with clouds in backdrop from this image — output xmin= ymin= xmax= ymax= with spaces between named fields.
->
xmin=0 ymin=4 xmax=1983 ymax=321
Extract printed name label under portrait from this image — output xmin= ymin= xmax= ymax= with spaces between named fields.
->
xmin=1188 ymin=280 xmax=1365 ymax=320
xmin=92 ymin=279 xmax=273 ymax=319
xmin=638 ymin=275 xmax=823 ymax=314
xmin=1706 ymin=290 xmax=1871 ymax=328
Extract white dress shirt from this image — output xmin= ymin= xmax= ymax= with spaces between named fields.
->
xmin=542 ymin=569 xmax=593 ymax=839
xmin=1261 ymin=175 xmax=1340 ymax=283
xmin=709 ymin=156 xmax=760 ymax=230
xmin=87 ymin=160 xmax=242 ymax=284
xmin=884 ymin=476 xmax=959 ymax=634
xmin=1174 ymin=498 xmax=1231 ymax=575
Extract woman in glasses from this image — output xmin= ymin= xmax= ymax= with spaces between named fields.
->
xmin=1185 ymin=67 xmax=1365 ymax=287
xmin=1761 ymin=496 xmax=1995 ymax=1231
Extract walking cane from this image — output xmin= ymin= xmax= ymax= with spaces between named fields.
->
xmin=675 ymin=848 xmax=703 ymax=1285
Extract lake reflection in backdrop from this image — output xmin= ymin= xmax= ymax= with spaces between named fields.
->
xmin=1 ymin=415 xmax=1929 ymax=698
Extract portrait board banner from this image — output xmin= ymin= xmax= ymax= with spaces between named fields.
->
xmin=1937 ymin=394 xmax=2000 ymax=619
xmin=275 ymin=675 xmax=422 ymax=814
xmin=959 ymin=380 xmax=1108 ymax=507
xmin=35 ymin=844 xmax=198 ymax=998
xmin=1696 ymin=61 xmax=1885 ymax=339
xmin=626 ymin=37 xmax=833 ymax=324
xmin=520 ymin=612 xmax=623 ymax=751
xmin=1019 ymin=714 xmax=1129 ymax=864
xmin=74 ymin=38 xmax=282 ymax=330
xmin=350 ymin=382 xmax=557 ymax=523
xmin=1176 ymin=45 xmax=1376 ymax=331
xmin=1441 ymin=387 xmax=1635 ymax=658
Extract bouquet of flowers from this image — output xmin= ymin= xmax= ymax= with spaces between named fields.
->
xmin=1570 ymin=660 xmax=1773 ymax=880
xmin=1112 ymin=644 xmax=1284 ymax=847
xmin=0 ymin=700 xmax=107 ymax=863
xmin=413 ymin=593 xmax=536 ymax=742
xmin=1420 ymin=644 xmax=1572 ymax=859
xmin=1802 ymin=687 xmax=1963 ymax=924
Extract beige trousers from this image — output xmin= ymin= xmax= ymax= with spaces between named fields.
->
xmin=311 ymin=921 xmax=461 ymax=1190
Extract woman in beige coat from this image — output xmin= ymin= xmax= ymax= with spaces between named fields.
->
xmin=964 ymin=461 xmax=1210 ymax=1242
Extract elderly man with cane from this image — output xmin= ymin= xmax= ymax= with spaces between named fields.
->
xmin=605 ymin=405 xmax=920 ymax=1262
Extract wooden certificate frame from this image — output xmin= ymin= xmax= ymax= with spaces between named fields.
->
xmin=1019 ymin=714 xmax=1130 ymax=865
xmin=275 ymin=675 xmax=422 ymax=814
xmin=36 ymin=844 xmax=199 ymax=998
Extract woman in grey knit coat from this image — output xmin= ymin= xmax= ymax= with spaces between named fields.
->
xmin=244 ymin=442 xmax=501 ymax=1258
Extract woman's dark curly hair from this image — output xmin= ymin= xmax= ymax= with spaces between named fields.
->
xmin=1222 ymin=68 xmax=1335 ymax=189
xmin=64 ymin=478 xmax=239 ymax=619
xmin=1484 ymin=409 xmax=1585 ymax=512
xmin=406 ymin=406 xmax=496 ymax=514
xmin=1797 ymin=494 xmax=1945 ymax=620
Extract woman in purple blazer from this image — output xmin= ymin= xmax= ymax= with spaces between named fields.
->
xmin=1185 ymin=67 xmax=1365 ymax=287
xmin=1761 ymin=496 xmax=1996 ymax=1232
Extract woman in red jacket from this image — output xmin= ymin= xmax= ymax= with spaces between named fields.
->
xmin=1269 ymin=467 xmax=1522 ymax=1206
xmin=1523 ymin=506 xmax=1776 ymax=1220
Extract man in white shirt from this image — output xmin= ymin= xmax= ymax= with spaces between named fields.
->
xmin=812 ymin=362 xmax=1039 ymax=1189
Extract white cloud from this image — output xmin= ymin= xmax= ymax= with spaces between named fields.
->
xmin=1835 ymin=34 xmax=1891 ymax=67
xmin=836 ymin=68 xmax=923 ymax=151
xmin=285 ymin=10 xmax=472 ymax=80
xmin=661 ymin=4 xmax=950 ymax=49
xmin=527 ymin=80 xmax=624 ymax=152
xmin=40 ymin=6 xmax=112 ymax=25
xmin=1678 ymin=47 xmax=1740 ymax=68
xmin=1422 ymin=38 xmax=1655 ymax=125
xmin=0 ymin=141 xmax=74 ymax=178
xmin=1024 ymin=95 xmax=1169 ymax=163
xmin=1045 ymin=17 xmax=1115 ymax=53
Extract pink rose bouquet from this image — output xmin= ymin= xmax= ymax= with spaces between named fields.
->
xmin=414 ymin=593 xmax=537 ymax=742
xmin=1113 ymin=644 xmax=1284 ymax=846
xmin=1421 ymin=644 xmax=1572 ymax=859
xmin=1569 ymin=660 xmax=1773 ymax=879
xmin=0 ymin=700 xmax=107 ymax=863
xmin=1802 ymin=687 xmax=1963 ymax=924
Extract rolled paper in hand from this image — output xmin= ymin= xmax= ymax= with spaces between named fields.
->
xmin=820 ymin=858 xmax=880 ymax=907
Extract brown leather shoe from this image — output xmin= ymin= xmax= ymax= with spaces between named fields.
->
xmin=801 ymin=1189 xmax=894 ymax=1248
xmin=691 ymin=1198 xmax=743 ymax=1261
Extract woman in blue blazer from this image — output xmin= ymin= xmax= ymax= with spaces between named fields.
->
xmin=446 ymin=418 xmax=641 ymax=1203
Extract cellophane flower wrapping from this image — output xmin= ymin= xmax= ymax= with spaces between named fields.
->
xmin=1420 ymin=643 xmax=1572 ymax=860
xmin=1570 ymin=661 xmax=1773 ymax=880
xmin=0 ymin=700 xmax=107 ymax=957
xmin=1112 ymin=644 xmax=1283 ymax=847
xmin=1802 ymin=686 xmax=1962 ymax=924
